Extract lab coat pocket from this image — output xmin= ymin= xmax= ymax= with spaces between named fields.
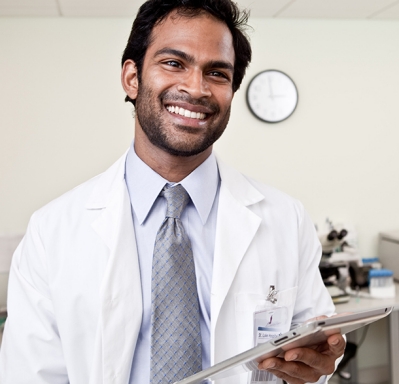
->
xmin=234 ymin=287 xmax=298 ymax=354
xmin=235 ymin=287 xmax=298 ymax=384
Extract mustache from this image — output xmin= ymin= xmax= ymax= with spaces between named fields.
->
xmin=159 ymin=90 xmax=220 ymax=114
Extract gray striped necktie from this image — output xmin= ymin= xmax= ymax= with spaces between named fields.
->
xmin=150 ymin=184 xmax=202 ymax=384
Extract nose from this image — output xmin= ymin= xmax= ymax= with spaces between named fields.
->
xmin=177 ymin=69 xmax=212 ymax=99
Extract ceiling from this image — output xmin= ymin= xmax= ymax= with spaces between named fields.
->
xmin=1 ymin=0 xmax=399 ymax=19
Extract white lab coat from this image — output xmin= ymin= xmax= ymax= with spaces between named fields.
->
xmin=0 ymin=153 xmax=335 ymax=384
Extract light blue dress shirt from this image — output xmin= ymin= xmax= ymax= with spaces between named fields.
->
xmin=125 ymin=143 xmax=220 ymax=384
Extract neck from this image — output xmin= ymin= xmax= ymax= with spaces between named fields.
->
xmin=134 ymin=126 xmax=212 ymax=182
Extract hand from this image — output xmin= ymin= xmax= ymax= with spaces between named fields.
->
xmin=258 ymin=333 xmax=346 ymax=384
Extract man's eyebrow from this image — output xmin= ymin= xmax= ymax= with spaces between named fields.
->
xmin=207 ymin=60 xmax=234 ymax=73
xmin=154 ymin=48 xmax=195 ymax=64
xmin=154 ymin=48 xmax=234 ymax=73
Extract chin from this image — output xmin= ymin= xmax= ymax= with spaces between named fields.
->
xmin=158 ymin=142 xmax=210 ymax=157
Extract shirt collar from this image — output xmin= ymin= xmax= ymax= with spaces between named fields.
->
xmin=125 ymin=143 xmax=220 ymax=226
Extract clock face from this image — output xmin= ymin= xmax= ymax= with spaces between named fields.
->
xmin=246 ymin=70 xmax=298 ymax=123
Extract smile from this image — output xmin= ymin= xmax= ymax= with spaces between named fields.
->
xmin=166 ymin=105 xmax=206 ymax=120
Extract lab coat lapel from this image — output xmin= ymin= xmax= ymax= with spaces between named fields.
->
xmin=87 ymin=154 xmax=142 ymax=383
xmin=210 ymin=158 xmax=263 ymax=360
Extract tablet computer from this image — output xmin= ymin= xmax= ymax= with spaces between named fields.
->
xmin=173 ymin=306 xmax=393 ymax=384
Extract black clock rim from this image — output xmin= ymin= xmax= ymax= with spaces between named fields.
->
xmin=245 ymin=69 xmax=299 ymax=124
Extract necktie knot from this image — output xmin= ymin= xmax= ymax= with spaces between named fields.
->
xmin=161 ymin=184 xmax=190 ymax=219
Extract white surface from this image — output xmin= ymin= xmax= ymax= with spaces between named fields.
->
xmin=0 ymin=234 xmax=23 ymax=309
xmin=0 ymin=234 xmax=23 ymax=272
xmin=337 ymin=283 xmax=399 ymax=312
xmin=1 ymin=0 xmax=399 ymax=18
xmin=380 ymin=229 xmax=399 ymax=242
xmin=375 ymin=2 xmax=399 ymax=19
xmin=370 ymin=284 xmax=396 ymax=299
xmin=0 ymin=0 xmax=58 ymax=16
xmin=378 ymin=232 xmax=399 ymax=280
xmin=277 ymin=0 xmax=398 ymax=19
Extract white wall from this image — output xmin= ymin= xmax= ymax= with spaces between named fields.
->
xmin=1 ymin=17 xmax=399 ymax=258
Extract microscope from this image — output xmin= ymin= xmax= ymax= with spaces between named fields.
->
xmin=318 ymin=220 xmax=359 ymax=303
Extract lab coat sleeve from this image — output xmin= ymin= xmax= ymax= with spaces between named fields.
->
xmin=293 ymin=205 xmax=335 ymax=323
xmin=293 ymin=205 xmax=340 ymax=384
xmin=0 ymin=212 xmax=68 ymax=384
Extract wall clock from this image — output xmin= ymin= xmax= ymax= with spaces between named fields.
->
xmin=246 ymin=69 xmax=298 ymax=123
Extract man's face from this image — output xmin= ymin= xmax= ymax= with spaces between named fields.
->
xmin=134 ymin=11 xmax=235 ymax=157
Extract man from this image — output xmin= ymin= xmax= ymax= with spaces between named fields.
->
xmin=0 ymin=0 xmax=345 ymax=383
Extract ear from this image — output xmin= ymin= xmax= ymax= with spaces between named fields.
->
xmin=121 ymin=60 xmax=139 ymax=100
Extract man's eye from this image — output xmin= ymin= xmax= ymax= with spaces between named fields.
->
xmin=164 ymin=61 xmax=182 ymax=68
xmin=209 ymin=71 xmax=224 ymax=77
xmin=209 ymin=71 xmax=230 ymax=81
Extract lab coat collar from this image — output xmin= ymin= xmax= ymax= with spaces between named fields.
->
xmin=215 ymin=155 xmax=264 ymax=207
xmin=85 ymin=149 xmax=128 ymax=210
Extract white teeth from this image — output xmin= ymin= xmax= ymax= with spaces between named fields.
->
xmin=166 ymin=105 xmax=206 ymax=120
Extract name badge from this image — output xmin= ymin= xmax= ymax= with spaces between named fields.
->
xmin=250 ymin=287 xmax=291 ymax=383
xmin=253 ymin=306 xmax=289 ymax=345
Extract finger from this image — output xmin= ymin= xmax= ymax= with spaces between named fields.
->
xmin=284 ymin=346 xmax=322 ymax=364
xmin=259 ymin=336 xmax=346 ymax=383
xmin=284 ymin=334 xmax=345 ymax=362
xmin=260 ymin=358 xmax=322 ymax=384
xmin=284 ymin=347 xmax=338 ymax=377
xmin=327 ymin=333 xmax=346 ymax=356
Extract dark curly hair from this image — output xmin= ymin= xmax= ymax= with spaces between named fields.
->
xmin=121 ymin=0 xmax=252 ymax=106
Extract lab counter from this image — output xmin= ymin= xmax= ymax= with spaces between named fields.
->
xmin=335 ymin=283 xmax=399 ymax=384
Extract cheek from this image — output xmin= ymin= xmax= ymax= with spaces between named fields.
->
xmin=150 ymin=70 xmax=179 ymax=90
xmin=216 ymin=91 xmax=234 ymax=112
xmin=139 ymin=72 xmax=165 ymax=96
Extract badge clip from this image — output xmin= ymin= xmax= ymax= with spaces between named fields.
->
xmin=266 ymin=285 xmax=278 ymax=304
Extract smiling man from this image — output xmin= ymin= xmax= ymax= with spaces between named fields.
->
xmin=122 ymin=5 xmax=237 ymax=180
xmin=0 ymin=1 xmax=345 ymax=384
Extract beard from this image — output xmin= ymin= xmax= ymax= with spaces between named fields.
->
xmin=135 ymin=84 xmax=231 ymax=157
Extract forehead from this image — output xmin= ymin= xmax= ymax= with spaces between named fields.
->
xmin=146 ymin=11 xmax=235 ymax=65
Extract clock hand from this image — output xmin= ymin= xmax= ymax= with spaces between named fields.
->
xmin=268 ymin=77 xmax=274 ymax=101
